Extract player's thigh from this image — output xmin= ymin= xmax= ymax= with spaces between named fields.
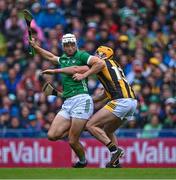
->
xmin=68 ymin=118 xmax=87 ymax=142
xmin=48 ymin=114 xmax=71 ymax=137
xmin=86 ymin=107 xmax=118 ymax=128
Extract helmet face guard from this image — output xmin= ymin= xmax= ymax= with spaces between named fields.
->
xmin=61 ymin=33 xmax=77 ymax=48
xmin=95 ymin=51 xmax=108 ymax=59
xmin=95 ymin=46 xmax=114 ymax=60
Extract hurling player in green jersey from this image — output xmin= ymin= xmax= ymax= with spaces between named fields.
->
xmin=29 ymin=34 xmax=104 ymax=168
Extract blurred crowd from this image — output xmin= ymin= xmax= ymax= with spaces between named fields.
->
xmin=0 ymin=0 xmax=175 ymax=137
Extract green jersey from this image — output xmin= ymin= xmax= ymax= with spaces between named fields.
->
xmin=58 ymin=50 xmax=91 ymax=98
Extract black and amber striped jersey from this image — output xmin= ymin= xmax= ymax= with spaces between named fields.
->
xmin=97 ymin=59 xmax=136 ymax=100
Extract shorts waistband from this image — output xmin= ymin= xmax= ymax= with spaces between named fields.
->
xmin=111 ymin=98 xmax=137 ymax=101
xmin=65 ymin=93 xmax=90 ymax=100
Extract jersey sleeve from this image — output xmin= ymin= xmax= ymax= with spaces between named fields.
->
xmin=80 ymin=51 xmax=93 ymax=65
xmin=57 ymin=57 xmax=60 ymax=64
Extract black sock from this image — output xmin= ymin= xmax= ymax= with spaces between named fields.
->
xmin=106 ymin=141 xmax=117 ymax=152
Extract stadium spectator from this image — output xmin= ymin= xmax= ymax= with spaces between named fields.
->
xmin=4 ymin=68 xmax=21 ymax=94
xmin=163 ymin=98 xmax=176 ymax=128
xmin=31 ymin=2 xmax=42 ymax=25
xmin=8 ymin=116 xmax=22 ymax=129
xmin=141 ymin=114 xmax=163 ymax=138
xmin=5 ymin=10 xmax=24 ymax=51
xmin=125 ymin=116 xmax=138 ymax=129
xmin=0 ymin=108 xmax=10 ymax=128
xmin=37 ymin=2 xmax=67 ymax=30
xmin=19 ymin=105 xmax=30 ymax=128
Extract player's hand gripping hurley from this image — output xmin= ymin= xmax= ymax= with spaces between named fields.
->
xmin=23 ymin=9 xmax=35 ymax=57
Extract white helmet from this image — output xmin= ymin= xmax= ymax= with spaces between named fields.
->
xmin=61 ymin=33 xmax=77 ymax=46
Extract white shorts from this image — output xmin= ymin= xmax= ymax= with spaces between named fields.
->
xmin=104 ymin=98 xmax=137 ymax=121
xmin=57 ymin=94 xmax=94 ymax=120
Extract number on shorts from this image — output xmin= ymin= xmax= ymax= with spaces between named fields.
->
xmin=85 ymin=99 xmax=90 ymax=113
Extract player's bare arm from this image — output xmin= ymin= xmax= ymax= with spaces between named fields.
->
xmin=42 ymin=66 xmax=89 ymax=75
xmin=29 ymin=39 xmax=58 ymax=65
xmin=73 ymin=56 xmax=105 ymax=81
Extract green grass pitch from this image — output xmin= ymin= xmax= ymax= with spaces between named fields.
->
xmin=0 ymin=168 xmax=175 ymax=179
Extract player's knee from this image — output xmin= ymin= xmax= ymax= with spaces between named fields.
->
xmin=104 ymin=127 xmax=111 ymax=134
xmin=86 ymin=121 xmax=92 ymax=130
xmin=47 ymin=131 xmax=57 ymax=141
xmin=105 ymin=131 xmax=112 ymax=138
xmin=86 ymin=122 xmax=94 ymax=133
xmin=68 ymin=139 xmax=74 ymax=147
xmin=68 ymin=138 xmax=77 ymax=147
